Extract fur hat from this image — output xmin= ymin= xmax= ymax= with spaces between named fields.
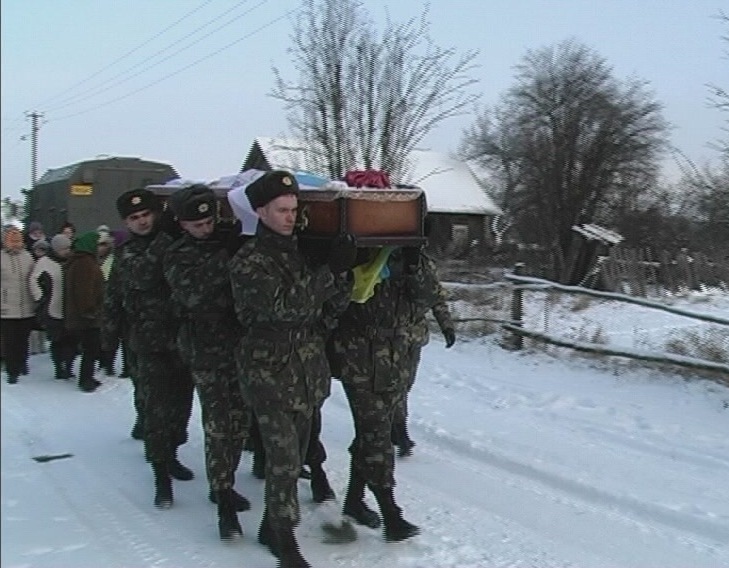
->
xmin=116 ymin=189 xmax=160 ymax=219
xmin=245 ymin=170 xmax=299 ymax=210
xmin=97 ymin=231 xmax=114 ymax=245
xmin=168 ymin=185 xmax=217 ymax=221
xmin=50 ymin=234 xmax=71 ymax=253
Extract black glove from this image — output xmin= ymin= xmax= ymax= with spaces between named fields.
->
xmin=327 ymin=234 xmax=358 ymax=274
xmin=216 ymin=219 xmax=243 ymax=257
xmin=402 ymin=246 xmax=421 ymax=272
xmin=157 ymin=207 xmax=182 ymax=240
xmin=443 ymin=328 xmax=456 ymax=348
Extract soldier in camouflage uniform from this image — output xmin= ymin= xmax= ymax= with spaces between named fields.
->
xmin=230 ymin=170 xmax=354 ymax=568
xmin=105 ymin=262 xmax=144 ymax=439
xmin=391 ymin=253 xmax=455 ymax=456
xmin=162 ymin=185 xmax=251 ymax=541
xmin=102 ymin=189 xmax=195 ymax=509
xmin=330 ymin=245 xmax=445 ymax=542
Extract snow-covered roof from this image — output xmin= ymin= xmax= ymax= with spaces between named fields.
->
xmin=250 ymin=137 xmax=501 ymax=216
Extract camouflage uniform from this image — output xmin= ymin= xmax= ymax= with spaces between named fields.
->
xmin=392 ymin=252 xmax=454 ymax=438
xmin=331 ymin=248 xmax=444 ymax=489
xmin=163 ymin=231 xmax=249 ymax=493
xmin=230 ymin=223 xmax=350 ymax=527
xmin=102 ymin=228 xmax=194 ymax=465
xmin=104 ymin=260 xmax=145 ymax=430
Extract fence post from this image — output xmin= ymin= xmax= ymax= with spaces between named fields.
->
xmin=509 ymin=262 xmax=525 ymax=350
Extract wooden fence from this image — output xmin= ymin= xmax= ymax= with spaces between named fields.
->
xmin=502 ymin=269 xmax=729 ymax=381
xmin=598 ymin=248 xmax=729 ymax=296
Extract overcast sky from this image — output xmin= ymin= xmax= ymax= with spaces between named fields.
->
xmin=1 ymin=0 xmax=727 ymax=202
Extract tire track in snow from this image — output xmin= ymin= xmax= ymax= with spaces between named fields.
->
xmin=406 ymin=423 xmax=729 ymax=563
xmin=2 ymin=384 xmax=224 ymax=568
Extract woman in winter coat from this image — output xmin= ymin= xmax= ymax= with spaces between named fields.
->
xmin=64 ymin=231 xmax=105 ymax=392
xmin=1 ymin=225 xmax=36 ymax=384
xmin=30 ymin=234 xmax=76 ymax=380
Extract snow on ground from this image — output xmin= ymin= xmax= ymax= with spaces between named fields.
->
xmin=3 ymin=295 xmax=729 ymax=568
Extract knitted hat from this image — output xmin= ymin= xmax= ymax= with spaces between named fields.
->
xmin=116 ymin=189 xmax=160 ymax=219
xmin=27 ymin=221 xmax=43 ymax=233
xmin=73 ymin=231 xmax=99 ymax=254
xmin=168 ymin=184 xmax=217 ymax=221
xmin=245 ymin=170 xmax=299 ymax=210
xmin=51 ymin=234 xmax=72 ymax=253
xmin=32 ymin=239 xmax=50 ymax=251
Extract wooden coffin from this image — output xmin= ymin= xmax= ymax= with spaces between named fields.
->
xmin=297 ymin=187 xmax=427 ymax=247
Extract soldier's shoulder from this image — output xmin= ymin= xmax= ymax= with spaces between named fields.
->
xmin=165 ymin=236 xmax=187 ymax=255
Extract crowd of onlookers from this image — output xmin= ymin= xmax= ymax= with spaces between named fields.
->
xmin=1 ymin=220 xmax=128 ymax=389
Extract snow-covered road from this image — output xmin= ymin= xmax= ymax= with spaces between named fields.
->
xmin=3 ymin=333 xmax=729 ymax=568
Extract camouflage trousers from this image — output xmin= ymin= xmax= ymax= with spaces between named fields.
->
xmin=125 ymin=345 xmax=145 ymax=422
xmin=255 ymin=406 xmax=313 ymax=526
xmin=392 ymin=344 xmax=422 ymax=427
xmin=342 ymin=383 xmax=404 ymax=489
xmin=136 ymin=350 xmax=194 ymax=464
xmin=193 ymin=367 xmax=250 ymax=491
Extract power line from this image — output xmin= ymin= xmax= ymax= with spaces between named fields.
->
xmin=45 ymin=0 xmax=262 ymax=113
xmin=50 ymin=6 xmax=292 ymax=123
xmin=32 ymin=0 xmax=215 ymax=109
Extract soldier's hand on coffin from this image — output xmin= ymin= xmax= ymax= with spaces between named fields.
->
xmin=443 ymin=327 xmax=456 ymax=348
xmin=327 ymin=234 xmax=358 ymax=274
xmin=216 ymin=219 xmax=243 ymax=257
xmin=402 ymin=246 xmax=422 ymax=272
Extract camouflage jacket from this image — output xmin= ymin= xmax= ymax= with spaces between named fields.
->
xmin=163 ymin=231 xmax=241 ymax=371
xmin=102 ymin=228 xmax=178 ymax=354
xmin=332 ymin=248 xmax=450 ymax=392
xmin=411 ymin=251 xmax=454 ymax=346
xmin=229 ymin=224 xmax=351 ymax=412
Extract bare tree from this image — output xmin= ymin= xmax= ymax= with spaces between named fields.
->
xmin=271 ymin=0 xmax=479 ymax=183
xmin=708 ymin=11 xmax=729 ymax=157
xmin=460 ymin=40 xmax=669 ymax=280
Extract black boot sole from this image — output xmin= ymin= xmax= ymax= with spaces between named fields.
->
xmin=384 ymin=520 xmax=420 ymax=542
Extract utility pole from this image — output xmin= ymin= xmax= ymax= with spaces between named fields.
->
xmin=25 ymin=111 xmax=44 ymax=190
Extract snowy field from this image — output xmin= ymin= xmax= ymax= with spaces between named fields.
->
xmin=2 ymin=292 xmax=729 ymax=568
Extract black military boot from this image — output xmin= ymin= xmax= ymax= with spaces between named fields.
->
xmin=342 ymin=465 xmax=381 ymax=529
xmin=392 ymin=419 xmax=416 ymax=458
xmin=252 ymin=448 xmax=266 ymax=480
xmin=310 ymin=464 xmax=336 ymax=503
xmin=216 ymin=489 xmax=243 ymax=540
xmin=209 ymin=487 xmax=251 ymax=511
xmin=130 ymin=417 xmax=144 ymax=440
xmin=168 ymin=449 xmax=194 ymax=481
xmin=371 ymin=485 xmax=420 ymax=542
xmin=274 ymin=523 xmax=311 ymax=568
xmin=258 ymin=508 xmax=278 ymax=557
xmin=152 ymin=462 xmax=173 ymax=509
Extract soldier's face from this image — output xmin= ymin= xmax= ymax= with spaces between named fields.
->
xmin=124 ymin=209 xmax=155 ymax=236
xmin=257 ymin=194 xmax=298 ymax=236
xmin=180 ymin=216 xmax=215 ymax=240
